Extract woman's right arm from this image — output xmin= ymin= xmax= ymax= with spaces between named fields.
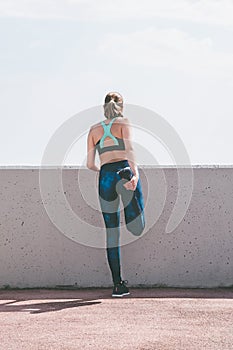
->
xmin=121 ymin=117 xmax=139 ymax=180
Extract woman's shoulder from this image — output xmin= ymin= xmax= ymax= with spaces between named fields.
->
xmin=120 ymin=117 xmax=130 ymax=124
xmin=90 ymin=121 xmax=102 ymax=131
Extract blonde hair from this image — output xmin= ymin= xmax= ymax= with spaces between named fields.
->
xmin=103 ymin=92 xmax=124 ymax=119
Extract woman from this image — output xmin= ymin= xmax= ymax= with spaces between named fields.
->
xmin=86 ymin=92 xmax=145 ymax=297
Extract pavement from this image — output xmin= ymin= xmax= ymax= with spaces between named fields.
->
xmin=0 ymin=287 xmax=233 ymax=350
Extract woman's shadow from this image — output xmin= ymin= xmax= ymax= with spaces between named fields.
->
xmin=0 ymin=287 xmax=106 ymax=314
xmin=1 ymin=286 xmax=233 ymax=314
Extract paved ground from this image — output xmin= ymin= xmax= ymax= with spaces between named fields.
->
xmin=0 ymin=287 xmax=233 ymax=350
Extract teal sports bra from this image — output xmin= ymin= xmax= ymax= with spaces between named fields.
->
xmin=95 ymin=117 xmax=126 ymax=155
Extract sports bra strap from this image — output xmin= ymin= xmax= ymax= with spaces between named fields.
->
xmin=99 ymin=117 xmax=119 ymax=148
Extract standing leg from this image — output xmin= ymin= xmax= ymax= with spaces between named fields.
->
xmin=103 ymin=203 xmax=122 ymax=285
xmin=98 ymin=170 xmax=122 ymax=285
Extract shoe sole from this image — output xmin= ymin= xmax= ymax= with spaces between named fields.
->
xmin=112 ymin=292 xmax=130 ymax=297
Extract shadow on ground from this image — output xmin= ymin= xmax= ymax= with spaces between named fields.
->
xmin=0 ymin=287 xmax=233 ymax=314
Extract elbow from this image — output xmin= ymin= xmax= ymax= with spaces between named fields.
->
xmin=86 ymin=162 xmax=93 ymax=170
xmin=126 ymin=147 xmax=134 ymax=154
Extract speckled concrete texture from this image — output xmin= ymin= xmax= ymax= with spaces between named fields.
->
xmin=0 ymin=167 xmax=233 ymax=288
xmin=0 ymin=288 xmax=233 ymax=350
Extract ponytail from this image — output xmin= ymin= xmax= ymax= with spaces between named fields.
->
xmin=103 ymin=92 xmax=124 ymax=119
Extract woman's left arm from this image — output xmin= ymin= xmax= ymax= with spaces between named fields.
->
xmin=86 ymin=128 xmax=100 ymax=172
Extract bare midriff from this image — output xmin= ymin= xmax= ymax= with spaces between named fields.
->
xmin=92 ymin=117 xmax=129 ymax=166
xmin=99 ymin=151 xmax=128 ymax=167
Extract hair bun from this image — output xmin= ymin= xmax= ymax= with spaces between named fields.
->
xmin=103 ymin=92 xmax=123 ymax=119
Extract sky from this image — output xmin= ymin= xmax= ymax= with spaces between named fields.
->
xmin=0 ymin=0 xmax=233 ymax=166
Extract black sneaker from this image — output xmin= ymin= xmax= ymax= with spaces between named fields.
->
xmin=112 ymin=280 xmax=130 ymax=297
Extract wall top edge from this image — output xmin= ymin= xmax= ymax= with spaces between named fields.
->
xmin=0 ymin=165 xmax=233 ymax=169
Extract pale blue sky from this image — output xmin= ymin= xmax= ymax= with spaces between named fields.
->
xmin=1 ymin=0 xmax=233 ymax=165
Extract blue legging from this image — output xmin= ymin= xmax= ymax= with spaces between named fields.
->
xmin=98 ymin=159 xmax=145 ymax=284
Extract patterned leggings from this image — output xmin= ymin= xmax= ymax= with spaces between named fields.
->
xmin=98 ymin=159 xmax=145 ymax=284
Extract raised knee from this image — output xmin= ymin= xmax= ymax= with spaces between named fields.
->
xmin=130 ymin=227 xmax=144 ymax=236
xmin=126 ymin=218 xmax=145 ymax=236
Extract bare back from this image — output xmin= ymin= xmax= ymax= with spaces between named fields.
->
xmin=91 ymin=117 xmax=128 ymax=166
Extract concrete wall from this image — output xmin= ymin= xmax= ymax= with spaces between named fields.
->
xmin=0 ymin=166 xmax=232 ymax=288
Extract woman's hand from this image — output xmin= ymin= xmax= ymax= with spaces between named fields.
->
xmin=123 ymin=175 xmax=138 ymax=191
